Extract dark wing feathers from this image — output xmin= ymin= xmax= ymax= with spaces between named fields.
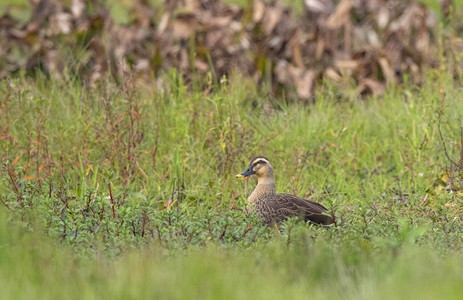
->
xmin=257 ymin=193 xmax=333 ymax=226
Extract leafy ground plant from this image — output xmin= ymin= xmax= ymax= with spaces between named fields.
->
xmin=1 ymin=67 xmax=463 ymax=298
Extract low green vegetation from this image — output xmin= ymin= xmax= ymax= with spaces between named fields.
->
xmin=1 ymin=65 xmax=463 ymax=298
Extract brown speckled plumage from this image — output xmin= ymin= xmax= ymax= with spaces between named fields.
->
xmin=236 ymin=156 xmax=333 ymax=226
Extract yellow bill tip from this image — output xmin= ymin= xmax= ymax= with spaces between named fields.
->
xmin=235 ymin=174 xmax=245 ymax=178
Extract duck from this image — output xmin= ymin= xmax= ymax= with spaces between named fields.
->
xmin=236 ymin=156 xmax=333 ymax=226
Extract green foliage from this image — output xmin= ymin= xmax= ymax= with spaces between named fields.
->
xmin=2 ymin=210 xmax=463 ymax=299
xmin=1 ymin=67 xmax=463 ymax=298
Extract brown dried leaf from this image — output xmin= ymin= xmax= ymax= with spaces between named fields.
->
xmin=262 ymin=6 xmax=283 ymax=35
xmin=0 ymin=0 xmax=448 ymax=99
xmin=253 ymin=0 xmax=265 ymax=23
xmin=158 ymin=13 xmax=170 ymax=34
xmin=275 ymin=60 xmax=290 ymax=84
xmin=304 ymin=0 xmax=333 ymax=13
xmin=335 ymin=59 xmax=358 ymax=70
xmin=326 ymin=0 xmax=353 ymax=29
xmin=71 ymin=0 xmax=85 ymax=18
xmin=289 ymin=66 xmax=315 ymax=99
xmin=358 ymin=79 xmax=385 ymax=96
xmin=325 ymin=68 xmax=341 ymax=81
xmin=378 ymin=57 xmax=395 ymax=84
xmin=172 ymin=14 xmax=198 ymax=39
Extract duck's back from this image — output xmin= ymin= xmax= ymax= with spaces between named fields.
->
xmin=254 ymin=193 xmax=334 ymax=226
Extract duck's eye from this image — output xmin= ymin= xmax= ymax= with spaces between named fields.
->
xmin=252 ymin=160 xmax=266 ymax=168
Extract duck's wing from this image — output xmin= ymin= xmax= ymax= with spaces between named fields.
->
xmin=260 ymin=193 xmax=334 ymax=225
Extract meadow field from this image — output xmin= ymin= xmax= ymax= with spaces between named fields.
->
xmin=1 ymin=0 xmax=463 ymax=299
xmin=1 ymin=67 xmax=463 ymax=299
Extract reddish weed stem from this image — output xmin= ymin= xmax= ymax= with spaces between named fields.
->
xmin=108 ymin=182 xmax=117 ymax=218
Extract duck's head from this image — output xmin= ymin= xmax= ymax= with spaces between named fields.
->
xmin=236 ymin=156 xmax=273 ymax=178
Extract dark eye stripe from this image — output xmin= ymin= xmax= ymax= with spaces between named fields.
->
xmin=252 ymin=160 xmax=267 ymax=167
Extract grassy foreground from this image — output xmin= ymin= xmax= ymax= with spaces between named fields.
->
xmin=2 ymin=215 xmax=463 ymax=300
xmin=1 ymin=67 xmax=463 ymax=298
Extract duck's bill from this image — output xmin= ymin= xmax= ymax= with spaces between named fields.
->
xmin=235 ymin=168 xmax=255 ymax=178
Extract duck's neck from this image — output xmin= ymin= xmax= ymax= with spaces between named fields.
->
xmin=248 ymin=176 xmax=276 ymax=203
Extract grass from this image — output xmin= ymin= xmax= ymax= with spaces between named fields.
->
xmin=2 ymin=0 xmax=463 ymax=298
xmin=1 ymin=66 xmax=463 ymax=298
xmin=2 ymin=211 xmax=463 ymax=299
